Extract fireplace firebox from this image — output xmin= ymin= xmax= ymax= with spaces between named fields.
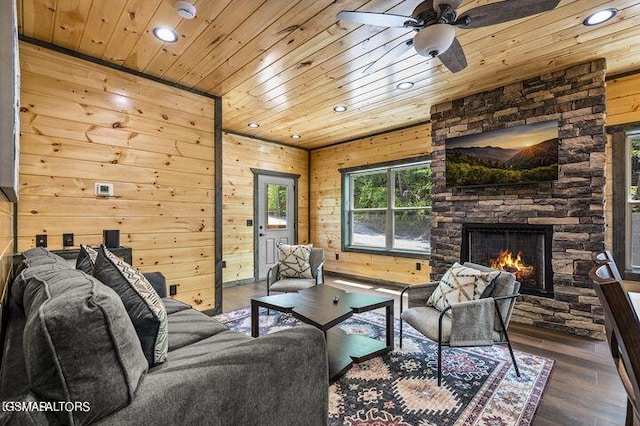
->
xmin=461 ymin=223 xmax=554 ymax=297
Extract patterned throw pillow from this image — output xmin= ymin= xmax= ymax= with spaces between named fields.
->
xmin=276 ymin=243 xmax=313 ymax=279
xmin=427 ymin=262 xmax=500 ymax=316
xmin=76 ymin=244 xmax=99 ymax=274
xmin=93 ymin=245 xmax=168 ymax=366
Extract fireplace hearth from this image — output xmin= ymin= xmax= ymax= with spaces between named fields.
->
xmin=461 ymin=223 xmax=554 ymax=297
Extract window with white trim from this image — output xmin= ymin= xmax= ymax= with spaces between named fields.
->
xmin=342 ymin=160 xmax=432 ymax=256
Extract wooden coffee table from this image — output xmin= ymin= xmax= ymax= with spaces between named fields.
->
xmin=251 ymin=285 xmax=394 ymax=382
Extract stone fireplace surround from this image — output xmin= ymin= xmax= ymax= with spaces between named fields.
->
xmin=429 ymin=59 xmax=607 ymax=339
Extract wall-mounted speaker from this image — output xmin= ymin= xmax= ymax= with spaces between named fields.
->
xmin=103 ymin=229 xmax=120 ymax=248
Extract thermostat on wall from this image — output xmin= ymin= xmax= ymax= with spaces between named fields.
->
xmin=95 ymin=182 xmax=114 ymax=197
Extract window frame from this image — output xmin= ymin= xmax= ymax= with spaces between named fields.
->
xmin=340 ymin=156 xmax=432 ymax=259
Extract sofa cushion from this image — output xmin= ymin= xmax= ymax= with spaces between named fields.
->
xmin=93 ymin=245 xmax=168 ymax=367
xmin=427 ymin=262 xmax=500 ymax=315
xmin=167 ymin=309 xmax=229 ymax=351
xmin=276 ymin=243 xmax=313 ymax=279
xmin=20 ymin=267 xmax=147 ymax=425
xmin=76 ymin=244 xmax=98 ymax=274
xmin=22 ymin=247 xmax=72 ymax=269
xmin=163 ymin=298 xmax=192 ymax=315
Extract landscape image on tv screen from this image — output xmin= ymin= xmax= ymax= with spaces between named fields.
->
xmin=445 ymin=120 xmax=559 ymax=187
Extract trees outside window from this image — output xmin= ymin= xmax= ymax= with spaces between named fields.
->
xmin=343 ymin=160 xmax=432 ymax=256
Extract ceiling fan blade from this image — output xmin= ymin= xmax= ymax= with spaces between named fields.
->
xmin=363 ymin=39 xmax=414 ymax=75
xmin=337 ymin=11 xmax=418 ymax=28
xmin=438 ymin=37 xmax=467 ymax=73
xmin=456 ymin=0 xmax=560 ymax=29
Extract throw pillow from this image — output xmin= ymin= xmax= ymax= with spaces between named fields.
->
xmin=76 ymin=244 xmax=99 ymax=274
xmin=427 ymin=262 xmax=501 ymax=315
xmin=93 ymin=245 xmax=168 ymax=366
xmin=276 ymin=243 xmax=313 ymax=279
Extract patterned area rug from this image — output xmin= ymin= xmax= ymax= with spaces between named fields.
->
xmin=216 ymin=308 xmax=553 ymax=426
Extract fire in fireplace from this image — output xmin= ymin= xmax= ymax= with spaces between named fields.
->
xmin=461 ymin=223 xmax=554 ymax=297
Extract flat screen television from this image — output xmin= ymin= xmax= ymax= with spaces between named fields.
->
xmin=445 ymin=120 xmax=559 ymax=188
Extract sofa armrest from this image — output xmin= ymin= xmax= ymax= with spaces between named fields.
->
xmin=143 ymin=272 xmax=167 ymax=298
xmin=98 ymin=325 xmax=329 ymax=426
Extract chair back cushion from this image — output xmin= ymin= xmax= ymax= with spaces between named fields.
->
xmin=428 ymin=262 xmax=500 ymax=315
xmin=276 ymin=243 xmax=313 ymax=279
xmin=309 ymin=248 xmax=324 ymax=278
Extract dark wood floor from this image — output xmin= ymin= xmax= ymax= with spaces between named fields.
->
xmin=222 ymin=275 xmax=627 ymax=426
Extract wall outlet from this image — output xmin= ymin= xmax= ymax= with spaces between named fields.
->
xmin=63 ymin=233 xmax=74 ymax=247
xmin=36 ymin=234 xmax=47 ymax=248
xmin=221 ymin=260 xmax=227 ymax=268
xmin=335 ymin=253 xmax=340 ymax=260
xmin=416 ymin=262 xmax=421 ymax=271
xmin=246 ymin=219 xmax=253 ymax=226
xmin=169 ymin=284 xmax=178 ymax=296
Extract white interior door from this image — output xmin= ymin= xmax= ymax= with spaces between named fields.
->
xmin=257 ymin=174 xmax=296 ymax=279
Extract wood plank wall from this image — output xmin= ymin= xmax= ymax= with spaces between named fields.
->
xmin=310 ymin=124 xmax=432 ymax=284
xmin=605 ymin=73 xmax=640 ymax=250
xmin=222 ymin=132 xmax=308 ymax=283
xmin=17 ymin=43 xmax=216 ymax=310
xmin=0 ymin=200 xmax=13 ymax=297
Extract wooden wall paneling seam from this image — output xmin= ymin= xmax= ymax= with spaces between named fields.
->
xmin=214 ymin=96 xmax=222 ymax=314
xmin=19 ymin=45 xmax=218 ymax=311
xmin=100 ymin=0 xmax=162 ymax=66
xmin=141 ymin=0 xmax=234 ymax=77
xmin=19 ymin=37 xmax=219 ymax=101
xmin=77 ymin=0 xmax=128 ymax=59
xmin=195 ymin=0 xmax=337 ymax=95
xmin=177 ymin=0 xmax=305 ymax=89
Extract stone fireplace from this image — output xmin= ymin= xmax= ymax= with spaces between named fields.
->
xmin=429 ymin=59 xmax=607 ymax=339
xmin=461 ymin=223 xmax=553 ymax=298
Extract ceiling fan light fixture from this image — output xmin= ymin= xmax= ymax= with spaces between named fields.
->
xmin=396 ymin=81 xmax=414 ymax=90
xmin=333 ymin=105 xmax=348 ymax=112
xmin=248 ymin=122 xmax=260 ymax=128
xmin=153 ymin=27 xmax=178 ymax=43
xmin=413 ymin=24 xmax=456 ymax=58
xmin=583 ymin=8 xmax=618 ymax=26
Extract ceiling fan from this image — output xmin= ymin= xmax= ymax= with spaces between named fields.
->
xmin=337 ymin=0 xmax=560 ymax=74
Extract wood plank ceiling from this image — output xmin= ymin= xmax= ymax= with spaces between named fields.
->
xmin=17 ymin=0 xmax=640 ymax=149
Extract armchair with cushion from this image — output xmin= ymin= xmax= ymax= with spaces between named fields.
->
xmin=267 ymin=246 xmax=324 ymax=295
xmin=400 ymin=262 xmax=521 ymax=386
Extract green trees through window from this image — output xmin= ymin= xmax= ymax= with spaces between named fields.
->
xmin=345 ymin=161 xmax=432 ymax=254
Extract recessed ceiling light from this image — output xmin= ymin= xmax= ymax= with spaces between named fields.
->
xmin=333 ymin=105 xmax=347 ymax=112
xmin=153 ymin=27 xmax=178 ymax=43
xmin=291 ymin=134 xmax=301 ymax=139
xmin=248 ymin=123 xmax=260 ymax=128
xmin=583 ymin=8 xmax=617 ymax=26
xmin=396 ymin=81 xmax=414 ymax=90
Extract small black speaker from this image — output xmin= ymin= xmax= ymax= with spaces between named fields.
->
xmin=103 ymin=229 xmax=120 ymax=248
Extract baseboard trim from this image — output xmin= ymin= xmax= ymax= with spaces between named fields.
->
xmin=223 ymin=278 xmax=258 ymax=288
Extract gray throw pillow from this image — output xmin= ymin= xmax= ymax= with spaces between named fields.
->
xmin=93 ymin=245 xmax=168 ymax=367
xmin=76 ymin=244 xmax=98 ymax=275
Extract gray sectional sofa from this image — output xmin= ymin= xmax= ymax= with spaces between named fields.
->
xmin=0 ymin=248 xmax=329 ymax=425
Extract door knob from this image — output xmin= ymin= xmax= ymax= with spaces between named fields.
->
xmin=259 ymin=233 xmax=265 ymax=237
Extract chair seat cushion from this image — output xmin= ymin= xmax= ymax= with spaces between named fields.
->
xmin=270 ymin=279 xmax=316 ymax=293
xmin=402 ymin=307 xmax=452 ymax=343
xmin=401 ymin=306 xmax=500 ymax=344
